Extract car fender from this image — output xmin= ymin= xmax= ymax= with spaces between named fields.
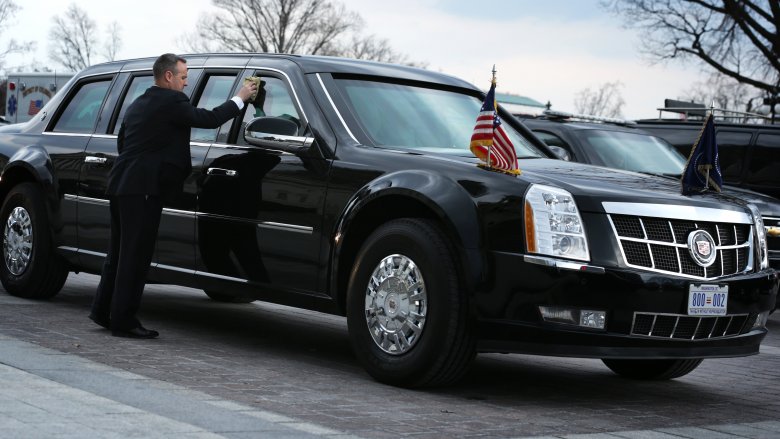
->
xmin=330 ymin=170 xmax=485 ymax=306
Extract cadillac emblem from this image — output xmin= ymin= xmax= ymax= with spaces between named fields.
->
xmin=687 ymin=230 xmax=717 ymax=267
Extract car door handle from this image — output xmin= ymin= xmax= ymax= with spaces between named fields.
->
xmin=84 ymin=156 xmax=108 ymax=164
xmin=207 ymin=167 xmax=238 ymax=177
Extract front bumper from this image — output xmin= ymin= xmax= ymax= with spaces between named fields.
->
xmin=475 ymin=251 xmax=779 ymax=358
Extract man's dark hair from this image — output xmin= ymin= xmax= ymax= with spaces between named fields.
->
xmin=153 ymin=53 xmax=187 ymax=80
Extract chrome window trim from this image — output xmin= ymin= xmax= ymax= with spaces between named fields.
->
xmin=245 ymin=66 xmax=309 ymax=123
xmin=42 ymin=132 xmax=92 ymax=137
xmin=92 ymin=134 xmax=117 ymax=139
xmin=316 ymin=73 xmax=358 ymax=143
xmin=207 ymin=143 xmax=295 ymax=155
xmin=603 ymin=202 xmax=751 ymax=224
xmin=191 ymin=141 xmax=212 ymax=147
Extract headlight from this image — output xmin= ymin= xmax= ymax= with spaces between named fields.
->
xmin=746 ymin=204 xmax=768 ymax=270
xmin=524 ymin=184 xmax=590 ymax=261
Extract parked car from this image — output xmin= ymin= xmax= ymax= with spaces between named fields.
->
xmin=0 ymin=54 xmax=776 ymax=387
xmin=520 ymin=113 xmax=780 ymax=273
xmin=634 ymin=118 xmax=780 ymax=200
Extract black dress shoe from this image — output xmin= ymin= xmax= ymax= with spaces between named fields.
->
xmin=88 ymin=314 xmax=110 ymax=330
xmin=111 ymin=326 xmax=159 ymax=339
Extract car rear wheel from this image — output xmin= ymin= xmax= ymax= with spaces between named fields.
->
xmin=0 ymin=183 xmax=68 ymax=299
xmin=602 ymin=358 xmax=703 ymax=380
xmin=346 ymin=218 xmax=475 ymax=388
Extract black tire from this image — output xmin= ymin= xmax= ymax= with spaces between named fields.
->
xmin=203 ymin=289 xmax=255 ymax=303
xmin=346 ymin=218 xmax=476 ymax=388
xmin=0 ymin=183 xmax=68 ymax=299
xmin=602 ymin=358 xmax=703 ymax=380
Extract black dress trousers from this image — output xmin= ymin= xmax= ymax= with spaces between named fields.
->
xmin=91 ymin=194 xmax=163 ymax=331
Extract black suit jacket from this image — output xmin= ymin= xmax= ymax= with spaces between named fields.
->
xmin=107 ymin=86 xmax=240 ymax=200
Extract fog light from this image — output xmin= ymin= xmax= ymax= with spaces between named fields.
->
xmin=580 ymin=310 xmax=606 ymax=329
xmin=539 ymin=306 xmax=606 ymax=329
xmin=753 ymin=311 xmax=769 ymax=329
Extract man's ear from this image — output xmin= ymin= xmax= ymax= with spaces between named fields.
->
xmin=164 ymin=70 xmax=174 ymax=82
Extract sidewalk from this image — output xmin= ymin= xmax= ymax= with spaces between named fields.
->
xmin=0 ymin=334 xmax=360 ymax=439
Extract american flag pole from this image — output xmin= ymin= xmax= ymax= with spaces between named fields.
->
xmin=488 ymin=65 xmax=496 ymax=171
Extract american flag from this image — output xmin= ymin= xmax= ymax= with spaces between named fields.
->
xmin=469 ymin=75 xmax=519 ymax=174
xmin=28 ymin=99 xmax=43 ymax=116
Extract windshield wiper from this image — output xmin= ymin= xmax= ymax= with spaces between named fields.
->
xmin=641 ymin=171 xmax=682 ymax=179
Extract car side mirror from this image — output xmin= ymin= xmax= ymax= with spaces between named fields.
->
xmin=243 ymin=117 xmax=313 ymax=154
xmin=547 ymin=145 xmax=572 ymax=161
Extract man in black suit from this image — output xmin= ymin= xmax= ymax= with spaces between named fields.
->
xmin=89 ymin=53 xmax=257 ymax=338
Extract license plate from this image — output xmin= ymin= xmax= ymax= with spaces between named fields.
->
xmin=688 ymin=284 xmax=728 ymax=316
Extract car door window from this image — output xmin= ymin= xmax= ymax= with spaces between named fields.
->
xmin=237 ymin=76 xmax=302 ymax=146
xmin=51 ymin=80 xmax=112 ymax=133
xmin=715 ymin=131 xmax=752 ymax=180
xmin=746 ymin=133 xmax=780 ymax=186
xmin=192 ymin=74 xmax=237 ymax=143
xmin=112 ymin=75 xmax=154 ymax=134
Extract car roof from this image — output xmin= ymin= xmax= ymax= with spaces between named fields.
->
xmin=521 ymin=118 xmax=654 ymax=135
xmin=83 ymin=53 xmax=477 ymax=90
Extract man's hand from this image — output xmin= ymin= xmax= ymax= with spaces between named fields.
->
xmin=237 ymin=81 xmax=258 ymax=102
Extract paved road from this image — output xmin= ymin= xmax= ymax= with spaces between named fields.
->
xmin=0 ymin=273 xmax=778 ymax=438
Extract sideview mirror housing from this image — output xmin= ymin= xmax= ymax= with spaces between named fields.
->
xmin=243 ymin=117 xmax=313 ymax=154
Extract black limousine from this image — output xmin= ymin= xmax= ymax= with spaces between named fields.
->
xmin=0 ymin=54 xmax=776 ymax=387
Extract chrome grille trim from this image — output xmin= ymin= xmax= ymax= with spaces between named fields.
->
xmin=631 ymin=312 xmax=754 ymax=340
xmin=607 ymin=214 xmax=753 ymax=280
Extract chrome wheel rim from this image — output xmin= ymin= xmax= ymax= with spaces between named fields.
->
xmin=364 ymin=254 xmax=427 ymax=355
xmin=4 ymin=207 xmax=33 ymax=276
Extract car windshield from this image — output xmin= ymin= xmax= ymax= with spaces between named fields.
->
xmin=335 ymin=78 xmax=544 ymax=158
xmin=582 ymin=129 xmax=687 ymax=175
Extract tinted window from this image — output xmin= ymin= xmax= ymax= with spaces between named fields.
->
xmin=335 ymin=79 xmax=542 ymax=157
xmin=52 ymin=80 xmax=111 ymax=133
xmin=581 ymin=130 xmax=686 ymax=175
xmin=112 ymin=75 xmax=154 ymax=134
xmin=191 ymin=75 xmax=236 ymax=142
xmin=746 ymin=133 xmax=780 ymax=186
xmin=715 ymin=131 xmax=751 ymax=181
xmin=237 ymin=76 xmax=302 ymax=146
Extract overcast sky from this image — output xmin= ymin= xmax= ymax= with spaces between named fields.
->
xmin=3 ymin=0 xmax=706 ymax=119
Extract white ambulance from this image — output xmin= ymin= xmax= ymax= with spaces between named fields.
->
xmin=3 ymin=72 xmax=74 ymax=124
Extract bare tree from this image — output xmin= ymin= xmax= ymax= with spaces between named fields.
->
xmin=603 ymin=0 xmax=780 ymax=101
xmin=684 ymin=72 xmax=764 ymax=121
xmin=49 ymin=4 xmax=97 ymax=71
xmin=103 ymin=21 xmax=122 ymax=62
xmin=573 ymin=81 xmax=626 ymax=118
xmin=0 ymin=0 xmax=34 ymax=73
xmin=182 ymin=0 xmax=419 ymax=65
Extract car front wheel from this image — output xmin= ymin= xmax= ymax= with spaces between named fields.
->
xmin=346 ymin=218 xmax=475 ymax=388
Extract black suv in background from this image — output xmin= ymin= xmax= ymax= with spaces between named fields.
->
xmin=634 ymin=118 xmax=780 ymax=200
xmin=519 ymin=113 xmax=780 ymax=273
xmin=0 ymin=54 xmax=776 ymax=387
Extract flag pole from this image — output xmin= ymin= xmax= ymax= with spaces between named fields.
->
xmin=702 ymin=101 xmax=714 ymax=192
xmin=488 ymin=65 xmax=496 ymax=171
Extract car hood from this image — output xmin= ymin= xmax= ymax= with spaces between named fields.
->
xmin=0 ymin=123 xmax=26 ymax=134
xmin=720 ymin=185 xmax=780 ymax=217
xmin=514 ymin=159 xmax=754 ymax=216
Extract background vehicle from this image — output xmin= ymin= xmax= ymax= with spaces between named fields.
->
xmin=520 ymin=111 xmax=780 ymax=274
xmin=0 ymin=54 xmax=775 ymax=387
xmin=634 ymin=110 xmax=780 ymax=200
xmin=2 ymin=72 xmax=74 ymax=124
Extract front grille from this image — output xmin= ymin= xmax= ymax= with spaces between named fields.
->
xmin=632 ymin=312 xmax=753 ymax=340
xmin=609 ymin=214 xmax=752 ymax=279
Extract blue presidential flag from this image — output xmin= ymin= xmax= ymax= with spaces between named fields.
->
xmin=681 ymin=114 xmax=723 ymax=195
